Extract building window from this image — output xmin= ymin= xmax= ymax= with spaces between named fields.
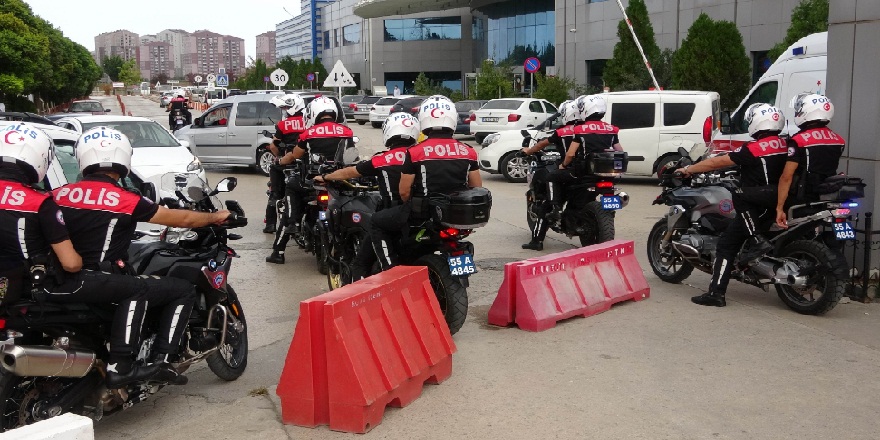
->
xmin=588 ymin=0 xmax=608 ymax=2
xmin=384 ymin=17 xmax=462 ymax=42
xmin=484 ymin=0 xmax=554 ymax=66
xmin=343 ymin=23 xmax=361 ymax=46
xmin=334 ymin=29 xmax=340 ymax=47
xmin=472 ymin=17 xmax=484 ymax=41
xmin=586 ymin=59 xmax=607 ymax=89
xmin=323 ymin=30 xmax=330 ymax=50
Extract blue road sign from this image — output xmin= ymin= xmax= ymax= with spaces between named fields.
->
xmin=306 ymin=73 xmax=315 ymax=82
xmin=524 ymin=57 xmax=541 ymax=74
xmin=216 ymin=74 xmax=229 ymax=87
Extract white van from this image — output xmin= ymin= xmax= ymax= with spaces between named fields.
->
xmin=712 ymin=32 xmax=827 ymax=151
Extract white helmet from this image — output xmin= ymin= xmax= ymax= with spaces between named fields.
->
xmin=281 ymin=94 xmax=306 ymax=116
xmin=577 ymin=95 xmax=607 ymax=120
xmin=417 ymin=95 xmax=456 ymax=133
xmin=744 ymin=103 xmax=785 ymax=137
xmin=306 ymin=96 xmax=338 ymax=126
xmin=0 ymin=123 xmax=54 ymax=184
xmin=75 ymin=127 xmax=133 ymax=178
xmin=269 ymin=95 xmax=288 ymax=109
xmin=791 ymin=93 xmax=834 ymax=127
xmin=175 ymin=90 xmax=185 ymax=99
xmin=382 ymin=112 xmax=420 ymax=147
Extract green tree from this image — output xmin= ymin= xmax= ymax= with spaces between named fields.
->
xmin=413 ymin=72 xmax=453 ymax=97
xmin=471 ymin=60 xmax=513 ymax=100
xmin=653 ymin=48 xmax=675 ymax=89
xmin=533 ymin=73 xmax=576 ymax=107
xmin=768 ymin=0 xmax=829 ymax=61
xmin=117 ymin=59 xmax=141 ymax=85
xmin=102 ymin=55 xmax=125 ymax=82
xmin=602 ymin=0 xmax=662 ymax=91
xmin=672 ymin=13 xmax=750 ymax=109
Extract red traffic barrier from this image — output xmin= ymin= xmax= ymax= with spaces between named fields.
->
xmin=488 ymin=239 xmax=650 ymax=331
xmin=276 ymin=266 xmax=456 ymax=433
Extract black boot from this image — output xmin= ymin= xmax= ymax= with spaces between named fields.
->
xmin=522 ymin=240 xmax=543 ymax=251
xmin=738 ymin=235 xmax=773 ymax=265
xmin=263 ymin=199 xmax=277 ymax=233
xmin=148 ymin=354 xmax=187 ymax=385
xmin=691 ymin=290 xmax=726 ymax=307
xmin=266 ymin=251 xmax=285 ymax=264
xmin=263 ymin=222 xmax=276 ymax=234
xmin=106 ymin=363 xmax=162 ymax=389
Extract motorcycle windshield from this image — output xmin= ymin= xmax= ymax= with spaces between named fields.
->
xmin=159 ymin=172 xmax=221 ymax=207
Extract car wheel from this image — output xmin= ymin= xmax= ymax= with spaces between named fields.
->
xmin=371 ymin=122 xmax=382 ymax=128
xmin=474 ymin=133 xmax=487 ymax=144
xmin=500 ymin=152 xmax=528 ymax=183
xmin=256 ymin=147 xmax=273 ymax=176
xmin=357 ymin=121 xmax=366 ymax=125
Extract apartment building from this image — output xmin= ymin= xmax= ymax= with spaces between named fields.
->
xmin=257 ymin=31 xmax=277 ymax=66
xmin=94 ymin=29 xmax=140 ymax=64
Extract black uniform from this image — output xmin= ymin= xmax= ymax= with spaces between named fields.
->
xmin=370 ymin=135 xmax=478 ymax=269
xmin=787 ymin=125 xmax=846 ymax=200
xmin=0 ymin=176 xmax=68 ymax=303
xmin=167 ymin=98 xmax=192 ymax=128
xmin=545 ymin=120 xmax=621 ymax=206
xmin=46 ymin=175 xmax=196 ymax=369
xmin=709 ymin=134 xmax=788 ymax=294
xmin=529 ymin=123 xmax=577 ymax=243
xmin=267 ymin=115 xmax=305 ymax=239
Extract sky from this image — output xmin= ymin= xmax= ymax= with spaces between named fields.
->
xmin=24 ymin=0 xmax=300 ymax=61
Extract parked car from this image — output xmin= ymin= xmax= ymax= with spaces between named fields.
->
xmin=204 ymin=88 xmax=229 ymax=105
xmin=228 ymin=89 xmax=244 ymax=96
xmin=370 ymin=96 xmax=420 ymax=128
xmin=246 ymin=90 xmax=286 ymax=95
xmin=469 ymin=98 xmax=558 ymax=144
xmin=0 ymin=111 xmax=56 ymax=126
xmin=478 ymin=90 xmax=720 ymax=181
xmin=712 ymin=32 xmax=827 ymax=152
xmin=454 ymin=100 xmax=488 ymax=135
xmin=174 ymin=93 xmax=346 ymax=176
xmin=44 ymin=115 xmax=206 ymax=193
xmin=67 ymin=100 xmax=111 ymax=115
xmin=353 ymin=96 xmax=382 ymax=125
xmin=159 ymin=92 xmax=175 ymax=107
xmin=341 ymin=95 xmax=365 ymax=120
xmin=389 ymin=96 xmax=427 ymax=117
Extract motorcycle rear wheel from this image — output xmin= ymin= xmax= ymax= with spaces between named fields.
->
xmin=206 ymin=287 xmax=248 ymax=381
xmin=647 ymin=219 xmax=694 ymax=283
xmin=526 ymin=191 xmax=538 ymax=232
xmin=774 ymin=240 xmax=846 ymax=315
xmin=578 ymin=201 xmax=615 ymax=246
xmin=0 ymin=375 xmax=69 ymax=431
xmin=416 ymin=254 xmax=468 ymax=335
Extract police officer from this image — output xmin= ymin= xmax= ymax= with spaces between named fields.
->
xmin=680 ymin=104 xmax=788 ymax=307
xmin=0 ymin=123 xmax=82 ymax=308
xmin=370 ymin=95 xmax=482 ymax=270
xmin=776 ymin=94 xmax=845 ymax=228
xmin=272 ymin=97 xmax=354 ymax=264
xmin=46 ymin=127 xmax=231 ymax=387
xmin=314 ymin=112 xmax=420 ymax=280
xmin=264 ymin=94 xmax=306 ymax=238
xmin=166 ymin=90 xmax=191 ymax=129
xmin=520 ymin=99 xmax=581 ymax=251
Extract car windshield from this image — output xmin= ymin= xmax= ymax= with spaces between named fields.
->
xmin=456 ymin=101 xmax=484 ymax=112
xmin=341 ymin=95 xmax=362 ymax=103
xmin=359 ymin=96 xmax=381 ymax=105
xmin=80 ymin=121 xmax=180 ymax=148
xmin=482 ymin=100 xmax=523 ymax=110
xmin=376 ymin=98 xmax=399 ymax=106
xmin=69 ymin=102 xmax=103 ymax=112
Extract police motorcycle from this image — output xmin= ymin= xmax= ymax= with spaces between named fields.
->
xmin=321 ymin=177 xmax=382 ymax=290
xmin=647 ymin=147 xmax=862 ymax=315
xmin=170 ymin=108 xmax=187 ymax=133
xmin=522 ymin=143 xmax=630 ymax=246
xmin=0 ymin=173 xmax=248 ymax=430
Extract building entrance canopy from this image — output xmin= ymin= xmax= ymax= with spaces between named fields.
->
xmin=353 ymin=0 xmax=471 ymax=18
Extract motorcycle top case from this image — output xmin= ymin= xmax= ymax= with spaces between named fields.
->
xmin=590 ymin=151 xmax=629 ymax=176
xmin=428 ymin=187 xmax=492 ymax=229
xmin=818 ymin=175 xmax=866 ymax=201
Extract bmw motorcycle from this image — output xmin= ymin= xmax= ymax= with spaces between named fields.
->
xmin=647 ymin=147 xmax=861 ymax=315
xmin=321 ymin=178 xmax=382 ymax=290
xmin=524 ymin=148 xmax=630 ymax=246
xmin=0 ymin=173 xmax=248 ymax=430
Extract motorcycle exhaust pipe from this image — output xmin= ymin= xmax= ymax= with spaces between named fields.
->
xmin=671 ymin=242 xmax=700 ymax=258
xmin=1 ymin=345 xmax=95 ymax=378
xmin=616 ymin=191 xmax=630 ymax=208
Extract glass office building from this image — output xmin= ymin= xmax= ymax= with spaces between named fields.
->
xmin=477 ymin=0 xmax=555 ymax=68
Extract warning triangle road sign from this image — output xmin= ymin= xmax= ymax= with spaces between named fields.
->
xmin=323 ymin=60 xmax=357 ymax=88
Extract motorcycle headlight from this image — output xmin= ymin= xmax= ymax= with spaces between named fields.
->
xmin=187 ymin=157 xmax=202 ymax=171
xmin=482 ymin=133 xmax=501 ymax=147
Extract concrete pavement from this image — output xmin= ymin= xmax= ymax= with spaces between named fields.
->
xmin=86 ymin=96 xmax=880 ymax=440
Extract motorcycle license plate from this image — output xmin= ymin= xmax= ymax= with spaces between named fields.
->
xmin=601 ymin=196 xmax=622 ymax=210
xmin=448 ymin=254 xmax=477 ymax=276
xmin=482 ymin=117 xmax=499 ymax=122
xmin=833 ymin=221 xmax=855 ymax=240
xmin=318 ymin=210 xmax=327 ymax=221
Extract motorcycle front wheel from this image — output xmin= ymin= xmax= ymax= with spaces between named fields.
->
xmin=206 ymin=287 xmax=248 ymax=381
xmin=774 ymin=240 xmax=846 ymax=315
xmin=416 ymin=254 xmax=468 ymax=335
xmin=647 ymin=219 xmax=694 ymax=283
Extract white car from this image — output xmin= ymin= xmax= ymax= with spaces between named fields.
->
xmin=469 ymin=98 xmax=558 ymax=144
xmin=368 ymin=96 xmax=412 ymax=128
xmin=51 ymin=115 xmax=206 ymax=192
xmin=478 ymin=116 xmax=561 ymax=182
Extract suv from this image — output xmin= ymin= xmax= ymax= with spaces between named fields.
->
xmin=389 ymin=96 xmax=427 ymax=117
xmin=469 ymin=98 xmax=557 ymax=143
xmin=353 ymin=96 xmax=382 ymax=125
xmin=175 ymin=93 xmax=346 ymax=176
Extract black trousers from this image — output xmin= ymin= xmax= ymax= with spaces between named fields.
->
xmin=272 ymin=174 xmax=308 ymax=253
xmin=710 ymin=185 xmax=778 ymax=294
xmin=546 ymin=168 xmax=579 ymax=205
xmin=370 ymin=203 xmax=412 ymax=270
xmin=349 ymin=215 xmax=377 ymax=281
xmin=44 ymin=270 xmax=196 ymax=362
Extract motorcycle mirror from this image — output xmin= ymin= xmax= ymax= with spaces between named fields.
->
xmin=140 ymin=182 xmax=158 ymax=203
xmin=353 ymin=136 xmax=360 ymax=144
xmin=160 ymin=197 xmax=180 ymax=208
xmin=677 ymin=146 xmax=688 ymax=157
xmin=215 ymin=177 xmax=237 ymax=193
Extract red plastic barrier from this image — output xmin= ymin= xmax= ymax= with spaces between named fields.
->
xmin=488 ymin=239 xmax=650 ymax=332
xmin=276 ymin=266 xmax=456 ymax=433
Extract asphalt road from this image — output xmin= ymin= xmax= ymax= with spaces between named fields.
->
xmin=85 ymin=95 xmax=880 ymax=440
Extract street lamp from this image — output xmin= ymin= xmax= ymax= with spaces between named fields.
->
xmin=315 ymin=71 xmax=320 ymax=90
